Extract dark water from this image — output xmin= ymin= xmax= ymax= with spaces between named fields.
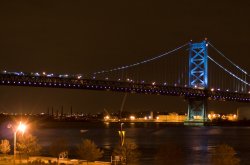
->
xmin=2 ymin=121 xmax=250 ymax=165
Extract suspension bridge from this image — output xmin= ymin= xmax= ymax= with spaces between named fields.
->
xmin=0 ymin=39 xmax=249 ymax=123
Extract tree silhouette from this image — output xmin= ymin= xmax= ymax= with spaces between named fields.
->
xmin=17 ymin=133 xmax=41 ymax=160
xmin=0 ymin=139 xmax=11 ymax=155
xmin=77 ymin=139 xmax=103 ymax=164
xmin=211 ymin=144 xmax=240 ymax=165
xmin=113 ymin=139 xmax=140 ymax=165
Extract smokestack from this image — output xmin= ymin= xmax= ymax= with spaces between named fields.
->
xmin=70 ymin=106 xmax=73 ymax=117
xmin=52 ymin=107 xmax=54 ymax=117
xmin=61 ymin=106 xmax=63 ymax=120
xmin=47 ymin=107 xmax=49 ymax=116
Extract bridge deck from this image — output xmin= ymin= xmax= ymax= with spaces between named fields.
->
xmin=0 ymin=74 xmax=249 ymax=103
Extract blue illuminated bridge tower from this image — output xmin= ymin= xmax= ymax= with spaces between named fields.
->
xmin=187 ymin=40 xmax=208 ymax=123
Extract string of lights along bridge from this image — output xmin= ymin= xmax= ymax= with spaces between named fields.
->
xmin=0 ymin=39 xmax=249 ymax=123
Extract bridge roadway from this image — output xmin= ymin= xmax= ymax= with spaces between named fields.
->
xmin=0 ymin=74 xmax=249 ymax=103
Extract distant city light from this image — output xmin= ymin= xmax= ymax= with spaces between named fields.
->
xmin=208 ymin=113 xmax=237 ymax=121
xmin=130 ymin=116 xmax=135 ymax=120
xmin=104 ymin=115 xmax=110 ymax=120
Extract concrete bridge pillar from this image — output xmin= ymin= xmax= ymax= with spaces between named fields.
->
xmin=185 ymin=97 xmax=207 ymax=125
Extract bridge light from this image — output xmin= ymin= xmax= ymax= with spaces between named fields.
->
xmin=152 ymin=82 xmax=156 ymax=85
xmin=217 ymin=88 xmax=220 ymax=91
xmin=226 ymin=89 xmax=229 ymax=92
xmin=47 ymin=73 xmax=54 ymax=77
xmin=35 ymin=72 xmax=40 ymax=76
xmin=42 ymin=72 xmax=46 ymax=75
xmin=211 ymin=88 xmax=214 ymax=92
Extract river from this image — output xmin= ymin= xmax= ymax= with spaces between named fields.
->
xmin=1 ymin=121 xmax=250 ymax=164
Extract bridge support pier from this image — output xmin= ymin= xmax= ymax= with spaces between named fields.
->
xmin=185 ymin=97 xmax=207 ymax=126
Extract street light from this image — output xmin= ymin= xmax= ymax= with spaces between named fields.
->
xmin=119 ymin=93 xmax=127 ymax=147
xmin=13 ymin=122 xmax=27 ymax=164
xmin=118 ymin=123 xmax=125 ymax=147
xmin=117 ymin=93 xmax=127 ymax=164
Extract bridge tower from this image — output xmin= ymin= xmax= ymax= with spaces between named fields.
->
xmin=187 ymin=40 xmax=208 ymax=123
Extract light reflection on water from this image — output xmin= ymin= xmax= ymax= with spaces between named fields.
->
xmin=37 ymin=123 xmax=250 ymax=164
xmin=2 ymin=122 xmax=250 ymax=165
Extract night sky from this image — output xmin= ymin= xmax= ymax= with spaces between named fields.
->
xmin=0 ymin=0 xmax=249 ymax=114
